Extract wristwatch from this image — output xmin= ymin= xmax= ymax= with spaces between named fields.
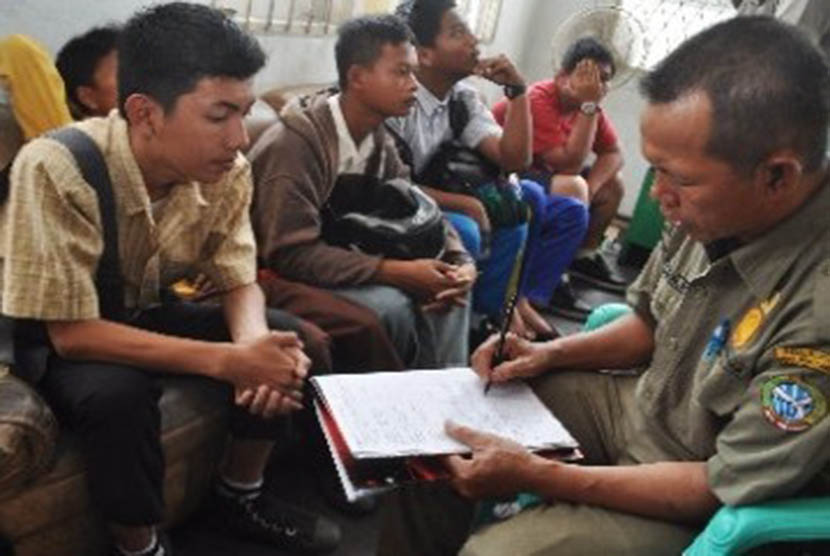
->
xmin=579 ymin=101 xmax=599 ymax=116
xmin=503 ymin=83 xmax=526 ymax=100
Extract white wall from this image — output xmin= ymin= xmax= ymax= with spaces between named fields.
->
xmin=0 ymin=1 xmax=534 ymax=92
xmin=1 ymin=0 xmax=640 ymax=212
xmin=254 ymin=0 xmax=540 ymax=92
xmin=0 ymin=1 xmax=142 ymax=55
xmin=520 ymin=1 xmax=648 ymax=217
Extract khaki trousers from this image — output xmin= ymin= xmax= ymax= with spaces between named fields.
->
xmin=377 ymin=371 xmax=700 ymax=556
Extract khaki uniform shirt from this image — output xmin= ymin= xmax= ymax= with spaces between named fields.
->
xmin=1 ymin=112 xmax=257 ymax=319
xmin=626 ymin=181 xmax=830 ymax=505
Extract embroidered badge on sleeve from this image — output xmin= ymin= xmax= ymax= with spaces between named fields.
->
xmin=761 ymin=375 xmax=827 ymax=432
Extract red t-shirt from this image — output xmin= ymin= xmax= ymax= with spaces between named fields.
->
xmin=492 ymin=79 xmax=619 ymax=173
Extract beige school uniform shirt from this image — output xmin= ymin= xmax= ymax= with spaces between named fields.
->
xmin=626 ymin=180 xmax=830 ymax=506
xmin=0 ymin=111 xmax=257 ymax=320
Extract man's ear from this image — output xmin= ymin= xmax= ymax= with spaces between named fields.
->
xmin=416 ymin=45 xmax=434 ymax=68
xmin=123 ymin=93 xmax=163 ymax=137
xmin=75 ymin=85 xmax=98 ymax=114
xmin=346 ymin=64 xmax=365 ymax=92
xmin=754 ymin=150 xmax=803 ymax=196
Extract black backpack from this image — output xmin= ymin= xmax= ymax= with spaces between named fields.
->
xmin=389 ymin=93 xmax=529 ymax=229
xmin=321 ymin=144 xmax=446 ymax=260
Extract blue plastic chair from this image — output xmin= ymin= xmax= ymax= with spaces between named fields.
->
xmin=584 ymin=304 xmax=830 ymax=555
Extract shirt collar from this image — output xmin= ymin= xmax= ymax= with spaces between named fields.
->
xmin=328 ymin=93 xmax=374 ymax=173
xmin=414 ymin=80 xmax=454 ymax=119
xmin=729 ymin=176 xmax=830 ymax=299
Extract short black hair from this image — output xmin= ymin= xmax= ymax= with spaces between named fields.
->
xmin=56 ymin=25 xmax=121 ymax=118
xmin=335 ymin=14 xmax=413 ymax=90
xmin=560 ymin=37 xmax=616 ymax=78
xmin=641 ymin=16 xmax=830 ymax=174
xmin=395 ymin=0 xmax=456 ymax=47
xmin=118 ymin=2 xmax=265 ymax=117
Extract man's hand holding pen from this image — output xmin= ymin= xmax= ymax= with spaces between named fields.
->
xmin=473 ymin=332 xmax=555 ymax=387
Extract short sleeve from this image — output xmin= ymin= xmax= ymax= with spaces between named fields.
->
xmin=457 ymin=88 xmax=502 ymax=150
xmin=2 ymin=139 xmax=102 ymax=319
xmin=707 ymin=357 xmax=830 ymax=505
xmin=594 ymin=111 xmax=620 ymax=153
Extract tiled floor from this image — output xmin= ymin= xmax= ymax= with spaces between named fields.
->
xmin=173 ymin=248 xmax=639 ymax=556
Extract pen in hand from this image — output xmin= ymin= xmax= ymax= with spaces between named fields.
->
xmin=485 ymin=292 xmax=519 ymax=395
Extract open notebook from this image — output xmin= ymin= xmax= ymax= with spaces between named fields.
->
xmin=312 ymin=367 xmax=580 ymax=501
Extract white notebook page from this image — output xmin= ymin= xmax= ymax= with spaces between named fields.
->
xmin=313 ymin=367 xmax=578 ymax=459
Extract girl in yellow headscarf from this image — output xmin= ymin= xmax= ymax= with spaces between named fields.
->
xmin=0 ymin=34 xmax=72 ymax=141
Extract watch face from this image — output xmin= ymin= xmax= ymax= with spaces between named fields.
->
xmin=580 ymin=102 xmax=598 ymax=115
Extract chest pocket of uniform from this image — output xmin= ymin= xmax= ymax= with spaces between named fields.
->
xmin=650 ymin=270 xmax=686 ymax=323
xmin=696 ymin=347 xmax=754 ymax=416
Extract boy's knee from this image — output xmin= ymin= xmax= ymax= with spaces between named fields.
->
xmin=519 ymin=179 xmax=547 ymax=215
xmin=551 ymin=174 xmax=590 ymax=204
xmin=446 ymin=212 xmax=482 ymax=259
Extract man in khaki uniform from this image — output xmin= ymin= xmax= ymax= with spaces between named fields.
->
xmin=1 ymin=4 xmax=339 ymax=555
xmin=378 ymin=16 xmax=830 ymax=555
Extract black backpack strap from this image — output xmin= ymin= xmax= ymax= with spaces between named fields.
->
xmin=364 ymin=134 xmax=383 ymax=179
xmin=448 ymin=93 xmax=471 ymax=141
xmin=48 ymin=127 xmax=126 ymax=322
xmin=384 ymin=122 xmax=415 ymax=174
xmin=0 ymin=164 xmax=9 ymax=205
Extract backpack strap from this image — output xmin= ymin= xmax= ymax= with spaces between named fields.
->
xmin=448 ymin=92 xmax=471 ymax=141
xmin=48 ymin=127 xmax=126 ymax=322
xmin=363 ymin=133 xmax=383 ymax=179
xmin=0 ymin=164 xmax=8 ymax=205
xmin=384 ymin=122 xmax=415 ymax=173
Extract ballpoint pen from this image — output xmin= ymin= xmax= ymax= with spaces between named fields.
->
xmin=485 ymin=292 xmax=519 ymax=395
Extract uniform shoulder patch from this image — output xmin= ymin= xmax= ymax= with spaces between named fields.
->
xmin=761 ymin=375 xmax=827 ymax=432
xmin=774 ymin=347 xmax=830 ymax=375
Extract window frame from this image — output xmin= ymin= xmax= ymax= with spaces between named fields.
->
xmin=210 ymin=0 xmax=503 ymax=42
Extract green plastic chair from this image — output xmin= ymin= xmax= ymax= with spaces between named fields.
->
xmin=619 ymin=167 xmax=664 ymax=267
xmin=683 ymin=497 xmax=830 ymax=555
xmin=583 ymin=304 xmax=830 ymax=555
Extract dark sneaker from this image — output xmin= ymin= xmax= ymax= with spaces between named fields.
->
xmin=570 ymin=252 xmax=628 ymax=293
xmin=546 ymin=277 xmax=593 ymax=321
xmin=214 ymin=491 xmax=341 ymax=554
xmin=110 ymin=531 xmax=173 ymax=556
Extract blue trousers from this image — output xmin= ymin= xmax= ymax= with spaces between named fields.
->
xmin=518 ymin=179 xmax=589 ymax=306
xmin=444 ymin=181 xmax=587 ymax=316
xmin=445 ymin=211 xmax=527 ymax=318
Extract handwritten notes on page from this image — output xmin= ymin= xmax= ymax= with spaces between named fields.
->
xmin=312 ymin=367 xmax=578 ymax=459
